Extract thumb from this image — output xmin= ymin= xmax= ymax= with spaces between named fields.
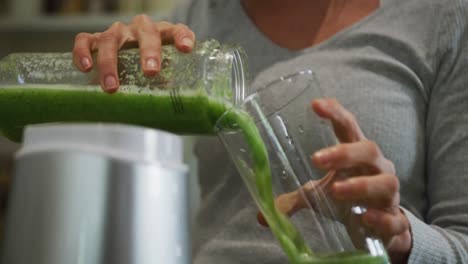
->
xmin=257 ymin=190 xmax=305 ymax=227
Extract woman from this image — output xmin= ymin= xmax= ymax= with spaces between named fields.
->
xmin=73 ymin=0 xmax=468 ymax=263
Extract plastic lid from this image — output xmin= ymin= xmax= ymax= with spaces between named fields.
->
xmin=17 ymin=123 xmax=184 ymax=166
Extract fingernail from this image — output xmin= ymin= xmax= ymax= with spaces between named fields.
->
xmin=316 ymin=99 xmax=328 ymax=108
xmin=313 ymin=146 xmax=337 ymax=165
xmin=104 ymin=75 xmax=118 ymax=92
xmin=81 ymin=57 xmax=91 ymax=71
xmin=146 ymin=58 xmax=158 ymax=71
xmin=181 ymin=38 xmax=194 ymax=48
xmin=314 ymin=150 xmax=330 ymax=164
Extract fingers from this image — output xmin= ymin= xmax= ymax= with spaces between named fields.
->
xmin=312 ymin=140 xmax=395 ymax=174
xmin=132 ymin=19 xmax=195 ymax=74
xmin=299 ymin=98 xmax=410 ymax=249
xmin=96 ymin=22 xmax=128 ymax=93
xmin=331 ymin=173 xmax=400 ymax=208
xmin=148 ymin=21 xmax=195 ymax=52
xmin=73 ymin=14 xmax=197 ymax=93
xmin=132 ymin=15 xmax=162 ymax=75
xmin=73 ymin=32 xmax=99 ymax=72
xmin=330 ymin=171 xmax=408 ymax=245
xmin=363 ymin=208 xmax=409 ymax=236
xmin=329 ymin=170 xmax=404 ymax=241
xmin=257 ymin=190 xmax=305 ymax=227
xmin=312 ymin=99 xmax=366 ymax=143
xmin=170 ymin=23 xmax=196 ymax=53
xmin=257 ymin=176 xmax=333 ymax=227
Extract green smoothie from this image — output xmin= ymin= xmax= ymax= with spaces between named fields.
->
xmin=0 ymin=84 xmax=387 ymax=263
xmin=0 ymin=85 xmax=227 ymax=142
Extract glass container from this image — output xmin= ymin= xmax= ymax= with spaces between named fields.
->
xmin=216 ymin=70 xmax=389 ymax=264
xmin=0 ymin=39 xmax=248 ymax=142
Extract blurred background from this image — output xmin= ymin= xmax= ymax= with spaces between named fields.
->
xmin=0 ymin=0 xmax=191 ymax=58
xmin=0 ymin=0 xmax=195 ymax=240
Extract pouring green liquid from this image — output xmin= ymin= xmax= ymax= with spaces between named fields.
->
xmin=0 ymin=85 xmax=387 ymax=263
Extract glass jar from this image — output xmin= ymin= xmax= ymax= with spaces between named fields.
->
xmin=0 ymin=39 xmax=248 ymax=142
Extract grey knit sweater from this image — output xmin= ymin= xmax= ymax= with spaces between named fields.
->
xmin=174 ymin=0 xmax=468 ymax=263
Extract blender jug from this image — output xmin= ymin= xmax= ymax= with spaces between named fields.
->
xmin=0 ymin=39 xmax=248 ymax=142
xmin=2 ymin=124 xmax=189 ymax=264
xmin=216 ymin=70 xmax=389 ymax=264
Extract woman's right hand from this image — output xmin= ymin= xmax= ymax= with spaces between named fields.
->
xmin=73 ymin=14 xmax=196 ymax=93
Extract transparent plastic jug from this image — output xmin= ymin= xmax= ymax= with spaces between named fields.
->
xmin=0 ymin=39 xmax=248 ymax=142
xmin=216 ymin=70 xmax=389 ymax=264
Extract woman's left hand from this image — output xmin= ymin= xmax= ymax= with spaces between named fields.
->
xmin=259 ymin=98 xmax=412 ymax=263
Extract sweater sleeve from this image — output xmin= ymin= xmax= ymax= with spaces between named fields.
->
xmin=406 ymin=0 xmax=468 ymax=263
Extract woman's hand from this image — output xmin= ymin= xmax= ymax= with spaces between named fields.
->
xmin=259 ymin=98 xmax=412 ymax=263
xmin=72 ymin=14 xmax=196 ymax=93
